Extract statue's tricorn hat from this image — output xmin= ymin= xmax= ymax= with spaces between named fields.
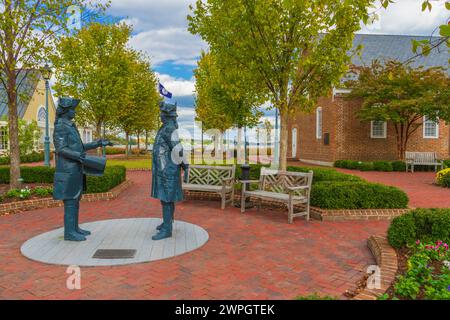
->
xmin=159 ymin=102 xmax=178 ymax=117
xmin=58 ymin=97 xmax=81 ymax=109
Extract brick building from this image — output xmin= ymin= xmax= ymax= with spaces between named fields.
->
xmin=288 ymin=34 xmax=449 ymax=166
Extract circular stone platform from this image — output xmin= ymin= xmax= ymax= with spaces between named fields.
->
xmin=21 ymin=218 xmax=209 ymax=267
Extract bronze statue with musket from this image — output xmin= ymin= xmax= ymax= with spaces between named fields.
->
xmin=53 ymin=97 xmax=113 ymax=241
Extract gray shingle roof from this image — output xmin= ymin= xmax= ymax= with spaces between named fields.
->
xmin=351 ymin=34 xmax=449 ymax=74
xmin=0 ymin=70 xmax=41 ymax=118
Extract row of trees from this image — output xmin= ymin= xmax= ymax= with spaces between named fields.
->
xmin=188 ymin=0 xmax=378 ymax=170
xmin=0 ymin=0 xmax=109 ymax=188
xmin=0 ymin=1 xmax=160 ymax=188
xmin=189 ymin=0 xmax=449 ymax=168
xmin=194 ymin=51 xmax=264 ymax=158
xmin=52 ymin=22 xmax=161 ymax=156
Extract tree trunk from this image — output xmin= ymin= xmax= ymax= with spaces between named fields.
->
xmin=96 ymin=123 xmax=102 ymax=156
xmin=279 ymin=110 xmax=289 ymax=171
xmin=237 ymin=126 xmax=243 ymax=164
xmin=5 ymin=3 xmax=21 ymax=190
xmin=145 ymin=130 xmax=148 ymax=153
xmin=7 ymin=75 xmax=21 ymax=189
xmin=125 ymin=132 xmax=130 ymax=158
xmin=137 ymin=130 xmax=140 ymax=156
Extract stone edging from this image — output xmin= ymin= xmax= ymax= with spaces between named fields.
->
xmin=0 ymin=180 xmax=133 ymax=217
xmin=312 ymin=208 xmax=409 ymax=221
xmin=353 ymin=236 xmax=398 ymax=300
xmin=183 ymin=191 xmax=409 ymax=221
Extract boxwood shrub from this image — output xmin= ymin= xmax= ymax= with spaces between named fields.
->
xmin=388 ymin=209 xmax=450 ymax=248
xmin=86 ymin=166 xmax=126 ymax=193
xmin=0 ymin=165 xmax=126 ymax=194
xmin=0 ymin=166 xmax=54 ymax=183
xmin=105 ymin=147 xmax=126 ymax=155
xmin=334 ymin=160 xmax=405 ymax=172
xmin=286 ymin=166 xmax=364 ymax=183
xmin=310 ymin=181 xmax=409 ymax=210
xmin=373 ymin=161 xmax=393 ymax=172
xmin=0 ymin=151 xmax=51 ymax=166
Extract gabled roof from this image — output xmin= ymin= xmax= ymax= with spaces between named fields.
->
xmin=351 ymin=34 xmax=449 ymax=74
xmin=0 ymin=70 xmax=42 ymax=118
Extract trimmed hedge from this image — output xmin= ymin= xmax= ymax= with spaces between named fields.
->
xmin=335 ymin=160 xmax=405 ymax=172
xmin=0 ymin=166 xmax=54 ymax=183
xmin=234 ymin=164 xmax=364 ymax=184
xmin=310 ymin=181 xmax=409 ymax=210
xmin=0 ymin=166 xmax=126 ymax=194
xmin=105 ymin=147 xmax=126 ymax=155
xmin=233 ymin=164 xmax=408 ymax=209
xmin=287 ymin=166 xmax=364 ymax=183
xmin=86 ymin=166 xmax=126 ymax=193
xmin=388 ymin=209 xmax=450 ymax=248
xmin=0 ymin=151 xmax=51 ymax=166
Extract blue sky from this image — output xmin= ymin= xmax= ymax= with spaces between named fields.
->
xmin=104 ymin=0 xmax=449 ymax=139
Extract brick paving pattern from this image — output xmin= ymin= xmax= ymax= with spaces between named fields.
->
xmin=0 ymin=171 xmax=389 ymax=300
xmin=335 ymin=169 xmax=450 ymax=209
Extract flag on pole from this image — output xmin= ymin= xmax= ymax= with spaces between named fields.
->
xmin=158 ymin=82 xmax=173 ymax=99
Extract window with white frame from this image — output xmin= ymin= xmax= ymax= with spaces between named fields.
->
xmin=316 ymin=107 xmax=322 ymax=139
xmin=423 ymin=116 xmax=439 ymax=139
xmin=0 ymin=126 xmax=8 ymax=151
xmin=370 ymin=121 xmax=387 ymax=139
xmin=37 ymin=106 xmax=46 ymax=123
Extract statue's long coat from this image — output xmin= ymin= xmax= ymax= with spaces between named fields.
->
xmin=53 ymin=118 xmax=98 ymax=200
xmin=151 ymin=120 xmax=184 ymax=203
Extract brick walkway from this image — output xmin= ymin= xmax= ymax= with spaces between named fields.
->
xmin=0 ymin=171 xmax=389 ymax=300
xmin=287 ymin=161 xmax=450 ymax=209
xmin=334 ymin=169 xmax=450 ymax=209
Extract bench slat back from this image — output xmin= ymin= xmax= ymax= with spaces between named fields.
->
xmin=187 ymin=165 xmax=235 ymax=186
xmin=406 ymin=152 xmax=437 ymax=163
xmin=260 ymin=167 xmax=313 ymax=194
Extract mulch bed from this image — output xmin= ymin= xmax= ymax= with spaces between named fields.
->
xmin=0 ymin=183 xmax=53 ymax=204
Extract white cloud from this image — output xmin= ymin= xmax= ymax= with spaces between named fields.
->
xmin=110 ymin=0 xmax=447 ymax=70
xmin=360 ymin=0 xmax=449 ymax=36
xmin=156 ymin=73 xmax=195 ymax=97
xmin=129 ymin=28 xmax=206 ymax=66
xmin=109 ymin=0 xmax=207 ymax=66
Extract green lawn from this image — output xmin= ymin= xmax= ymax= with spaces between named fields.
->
xmin=107 ymin=157 xmax=151 ymax=169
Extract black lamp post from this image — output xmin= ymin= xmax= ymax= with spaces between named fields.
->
xmin=41 ymin=64 xmax=52 ymax=167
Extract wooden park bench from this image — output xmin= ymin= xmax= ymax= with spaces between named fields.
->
xmin=182 ymin=165 xmax=236 ymax=209
xmin=405 ymin=152 xmax=444 ymax=173
xmin=240 ymin=167 xmax=313 ymax=224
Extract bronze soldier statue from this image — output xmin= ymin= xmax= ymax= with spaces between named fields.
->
xmin=151 ymin=102 xmax=189 ymax=241
xmin=53 ymin=97 xmax=112 ymax=242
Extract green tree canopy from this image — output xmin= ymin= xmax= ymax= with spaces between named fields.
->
xmin=346 ymin=60 xmax=450 ymax=160
xmin=189 ymin=0 xmax=376 ymax=170
xmin=115 ymin=51 xmax=160 ymax=156
xmin=52 ymin=22 xmax=132 ymax=139
xmin=194 ymin=51 xmax=263 ymax=133
xmin=0 ymin=0 xmax=107 ymax=188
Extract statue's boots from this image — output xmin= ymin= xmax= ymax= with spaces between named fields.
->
xmin=152 ymin=202 xmax=173 ymax=241
xmin=156 ymin=202 xmax=174 ymax=231
xmin=64 ymin=200 xmax=86 ymax=242
xmin=75 ymin=200 xmax=91 ymax=236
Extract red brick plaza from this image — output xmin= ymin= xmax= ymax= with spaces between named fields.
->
xmin=335 ymin=169 xmax=450 ymax=209
xmin=0 ymin=171 xmax=390 ymax=300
